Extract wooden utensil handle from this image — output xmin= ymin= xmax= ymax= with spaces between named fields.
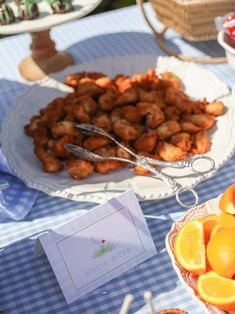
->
xmin=19 ymin=28 xmax=75 ymax=81
xmin=30 ymin=30 xmax=56 ymax=60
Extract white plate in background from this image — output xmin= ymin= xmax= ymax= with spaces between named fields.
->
xmin=0 ymin=0 xmax=102 ymax=34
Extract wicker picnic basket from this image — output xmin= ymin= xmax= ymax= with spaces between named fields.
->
xmin=137 ymin=0 xmax=235 ymax=63
xmin=150 ymin=0 xmax=235 ymax=42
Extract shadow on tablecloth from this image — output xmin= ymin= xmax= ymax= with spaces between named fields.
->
xmin=65 ymin=32 xmax=225 ymax=65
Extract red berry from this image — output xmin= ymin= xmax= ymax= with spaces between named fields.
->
xmin=224 ymin=32 xmax=235 ymax=48
xmin=223 ymin=13 xmax=235 ymax=40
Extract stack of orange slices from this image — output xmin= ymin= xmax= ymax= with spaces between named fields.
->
xmin=173 ymin=183 xmax=235 ymax=312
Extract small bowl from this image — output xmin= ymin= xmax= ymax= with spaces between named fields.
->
xmin=218 ymin=31 xmax=235 ymax=71
xmin=165 ymin=195 xmax=226 ymax=314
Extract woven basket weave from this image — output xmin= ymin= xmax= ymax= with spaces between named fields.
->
xmin=150 ymin=0 xmax=235 ymax=41
xmin=137 ymin=0 xmax=231 ymax=63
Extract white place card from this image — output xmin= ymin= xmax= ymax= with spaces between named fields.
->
xmin=35 ymin=190 xmax=157 ymax=304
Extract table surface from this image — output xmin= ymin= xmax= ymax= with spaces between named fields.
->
xmin=1 ymin=4 xmax=235 ymax=314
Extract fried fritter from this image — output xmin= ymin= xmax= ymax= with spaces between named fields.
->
xmin=191 ymin=131 xmax=211 ymax=154
xmin=156 ymin=141 xmax=187 ymax=162
xmin=171 ymin=132 xmax=192 ymax=152
xmin=183 ymin=114 xmax=215 ymax=129
xmin=205 ymin=101 xmax=225 ymax=116
xmin=157 ymin=121 xmax=181 ymax=140
xmin=134 ymin=131 xmax=157 ymax=153
xmin=25 ymin=68 xmax=224 ymax=180
xmin=137 ymin=102 xmax=165 ymax=128
xmin=34 ymin=146 xmax=63 ymax=173
xmin=66 ymin=159 xmax=94 ymax=179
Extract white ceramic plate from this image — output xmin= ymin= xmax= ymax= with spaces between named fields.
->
xmin=166 ymin=196 xmax=225 ymax=314
xmin=0 ymin=0 xmax=102 ymax=34
xmin=2 ymin=55 xmax=235 ymax=203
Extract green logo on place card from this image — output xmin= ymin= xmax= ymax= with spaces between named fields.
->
xmin=91 ymin=237 xmax=118 ymax=259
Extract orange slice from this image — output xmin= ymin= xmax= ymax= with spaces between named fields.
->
xmin=199 ymin=214 xmax=219 ymax=244
xmin=198 ymin=271 xmax=235 ymax=311
xmin=207 ymin=227 xmax=235 ymax=278
xmin=219 ymin=184 xmax=235 ymax=214
xmin=174 ymin=220 xmax=206 ymax=275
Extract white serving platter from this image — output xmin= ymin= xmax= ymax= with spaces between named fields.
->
xmin=2 ymin=55 xmax=235 ymax=203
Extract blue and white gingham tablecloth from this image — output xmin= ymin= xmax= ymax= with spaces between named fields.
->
xmin=0 ymin=4 xmax=235 ymax=313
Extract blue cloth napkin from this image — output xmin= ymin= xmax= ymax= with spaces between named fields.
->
xmin=0 ymin=148 xmax=39 ymax=221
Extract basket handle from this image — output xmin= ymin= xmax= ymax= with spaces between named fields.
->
xmin=136 ymin=0 xmax=227 ymax=64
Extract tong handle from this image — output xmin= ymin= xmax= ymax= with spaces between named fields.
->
xmin=75 ymin=124 xmax=199 ymax=208
xmin=144 ymin=157 xmax=187 ymax=168
xmin=156 ymin=170 xmax=199 ymax=208
xmin=144 ymin=155 xmax=215 ymax=175
xmin=139 ymin=162 xmax=179 ymax=190
xmin=140 ymin=163 xmax=199 ymax=208
xmin=190 ymin=156 xmax=215 ymax=175
xmin=176 ymin=187 xmax=199 ymax=208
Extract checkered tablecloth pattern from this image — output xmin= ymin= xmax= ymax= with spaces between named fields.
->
xmin=0 ymin=4 xmax=235 ymax=313
xmin=0 ymin=148 xmax=39 ymax=221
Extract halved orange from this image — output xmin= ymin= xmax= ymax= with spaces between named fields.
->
xmin=219 ymin=212 xmax=235 ymax=227
xmin=199 ymin=214 xmax=219 ymax=244
xmin=207 ymin=227 xmax=235 ymax=278
xmin=210 ymin=223 xmax=223 ymax=238
xmin=198 ymin=271 xmax=235 ymax=311
xmin=219 ymin=184 xmax=235 ymax=214
xmin=210 ymin=213 xmax=235 ymax=239
xmin=174 ymin=220 xmax=206 ymax=275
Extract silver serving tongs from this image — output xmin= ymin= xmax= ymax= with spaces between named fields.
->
xmin=65 ymin=124 xmax=214 ymax=209
xmin=65 ymin=142 xmax=198 ymax=208
xmin=76 ymin=124 xmax=215 ymax=175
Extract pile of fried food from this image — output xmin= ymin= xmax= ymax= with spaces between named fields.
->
xmin=24 ymin=68 xmax=225 ymax=180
